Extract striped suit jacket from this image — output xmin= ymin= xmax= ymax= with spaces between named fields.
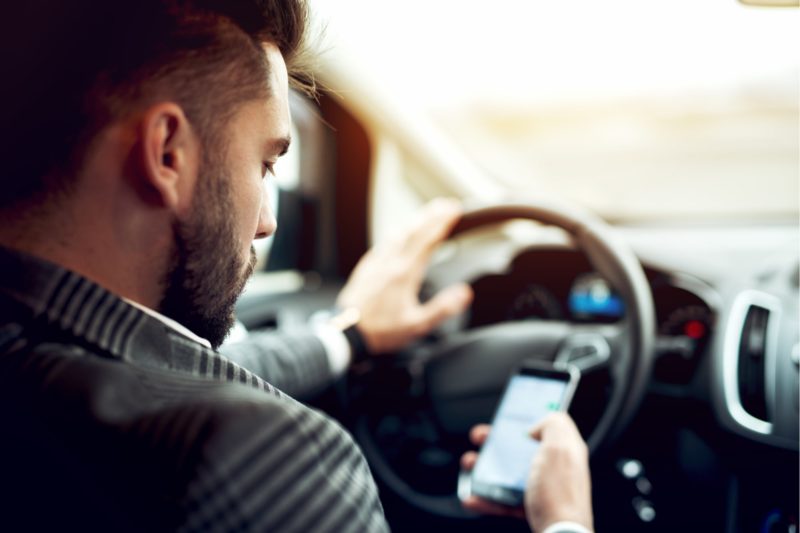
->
xmin=0 ymin=246 xmax=388 ymax=532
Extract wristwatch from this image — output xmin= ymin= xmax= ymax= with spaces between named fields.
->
xmin=329 ymin=307 xmax=372 ymax=366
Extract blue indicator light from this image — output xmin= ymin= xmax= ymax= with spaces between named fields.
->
xmin=569 ymin=293 xmax=625 ymax=317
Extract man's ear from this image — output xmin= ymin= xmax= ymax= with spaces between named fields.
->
xmin=136 ymin=103 xmax=199 ymax=212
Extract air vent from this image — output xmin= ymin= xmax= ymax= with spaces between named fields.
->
xmin=737 ymin=305 xmax=771 ymax=421
xmin=723 ymin=291 xmax=779 ymax=435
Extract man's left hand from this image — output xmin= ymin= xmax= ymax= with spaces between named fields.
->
xmin=335 ymin=198 xmax=473 ymax=354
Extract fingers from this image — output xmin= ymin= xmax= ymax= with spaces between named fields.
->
xmin=413 ymin=282 xmax=473 ymax=334
xmin=529 ymin=411 xmax=579 ymax=442
xmin=469 ymin=423 xmax=491 ymax=446
xmin=460 ymin=423 xmax=526 ymax=521
xmin=524 ymin=412 xmax=592 ymax=532
xmin=401 ymin=198 xmax=463 ymax=260
xmin=460 ymin=451 xmax=479 ymax=471
xmin=460 ymin=424 xmax=489 ymax=475
xmin=462 ymin=496 xmax=526 ymax=519
xmin=529 ymin=416 xmax=548 ymax=441
xmin=333 ymin=198 xmax=470 ymax=355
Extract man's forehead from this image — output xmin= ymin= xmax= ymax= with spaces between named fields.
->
xmin=246 ymin=96 xmax=291 ymax=152
xmin=262 ymin=42 xmax=289 ymax=95
xmin=250 ymin=42 xmax=290 ymax=150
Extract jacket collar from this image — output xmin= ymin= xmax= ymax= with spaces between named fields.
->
xmin=0 ymin=245 xmax=278 ymax=396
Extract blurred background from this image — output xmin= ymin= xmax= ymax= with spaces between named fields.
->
xmin=309 ymin=0 xmax=798 ymax=223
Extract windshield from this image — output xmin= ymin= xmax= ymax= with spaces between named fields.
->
xmin=313 ymin=0 xmax=799 ymax=222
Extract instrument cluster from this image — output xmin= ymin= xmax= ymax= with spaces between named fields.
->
xmin=467 ymin=248 xmax=715 ymax=384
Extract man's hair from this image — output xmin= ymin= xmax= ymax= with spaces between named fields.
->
xmin=0 ymin=0 xmax=313 ymax=209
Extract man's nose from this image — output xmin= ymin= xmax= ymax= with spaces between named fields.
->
xmin=255 ymin=189 xmax=277 ymax=239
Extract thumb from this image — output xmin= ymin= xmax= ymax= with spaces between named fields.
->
xmin=415 ymin=283 xmax=473 ymax=333
xmin=529 ymin=411 xmax=563 ymax=442
xmin=529 ymin=420 xmax=546 ymax=442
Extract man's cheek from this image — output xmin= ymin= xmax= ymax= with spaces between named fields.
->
xmin=249 ymin=246 xmax=257 ymax=271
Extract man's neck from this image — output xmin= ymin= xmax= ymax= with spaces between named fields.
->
xmin=0 ymin=204 xmax=167 ymax=312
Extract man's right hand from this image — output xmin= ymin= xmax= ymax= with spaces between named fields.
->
xmin=525 ymin=413 xmax=593 ymax=532
xmin=461 ymin=412 xmax=594 ymax=532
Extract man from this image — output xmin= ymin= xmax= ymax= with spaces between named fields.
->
xmin=0 ymin=0 xmax=592 ymax=531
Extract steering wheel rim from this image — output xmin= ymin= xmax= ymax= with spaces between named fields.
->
xmin=353 ymin=198 xmax=656 ymax=520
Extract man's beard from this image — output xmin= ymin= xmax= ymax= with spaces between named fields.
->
xmin=158 ymin=163 xmax=257 ymax=350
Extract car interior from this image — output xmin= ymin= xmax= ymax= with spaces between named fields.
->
xmin=233 ymin=1 xmax=799 ymax=531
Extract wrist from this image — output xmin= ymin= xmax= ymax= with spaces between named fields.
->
xmin=329 ymin=307 xmax=372 ymax=366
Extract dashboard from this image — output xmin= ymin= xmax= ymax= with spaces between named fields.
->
xmin=467 ymin=248 xmax=714 ymax=385
xmin=423 ymin=221 xmax=798 ymax=448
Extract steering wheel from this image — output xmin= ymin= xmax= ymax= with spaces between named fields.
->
xmin=351 ymin=199 xmax=656 ymax=519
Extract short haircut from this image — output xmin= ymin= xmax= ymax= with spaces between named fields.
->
xmin=0 ymin=0 xmax=313 ymax=209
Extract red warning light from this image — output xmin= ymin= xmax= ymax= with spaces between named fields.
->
xmin=684 ymin=320 xmax=706 ymax=340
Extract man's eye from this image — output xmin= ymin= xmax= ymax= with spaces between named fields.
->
xmin=261 ymin=162 xmax=276 ymax=179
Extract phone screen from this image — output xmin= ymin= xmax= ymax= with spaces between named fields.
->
xmin=470 ymin=365 xmax=577 ymax=505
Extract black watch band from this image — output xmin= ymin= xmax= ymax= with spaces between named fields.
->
xmin=329 ymin=307 xmax=372 ymax=366
xmin=342 ymin=323 xmax=371 ymax=366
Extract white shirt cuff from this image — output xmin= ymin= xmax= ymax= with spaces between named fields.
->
xmin=312 ymin=322 xmax=352 ymax=376
xmin=541 ymin=521 xmax=593 ymax=533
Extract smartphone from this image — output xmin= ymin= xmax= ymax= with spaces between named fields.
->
xmin=465 ymin=361 xmax=580 ymax=507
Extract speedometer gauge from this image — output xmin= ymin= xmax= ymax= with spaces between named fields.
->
xmin=568 ymin=273 xmax=624 ymax=321
xmin=508 ymin=284 xmax=563 ymax=320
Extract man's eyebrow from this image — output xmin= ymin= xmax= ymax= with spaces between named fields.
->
xmin=269 ymin=136 xmax=291 ymax=157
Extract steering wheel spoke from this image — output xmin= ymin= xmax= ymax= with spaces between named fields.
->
xmin=556 ymin=329 xmax=611 ymax=373
xmin=556 ymin=322 xmax=627 ymax=374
